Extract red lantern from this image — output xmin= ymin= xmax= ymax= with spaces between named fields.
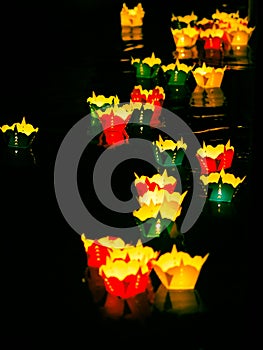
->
xmin=196 ymin=140 xmax=234 ymax=174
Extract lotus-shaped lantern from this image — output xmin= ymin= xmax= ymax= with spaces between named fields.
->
xmin=130 ymin=85 xmax=165 ymax=127
xmin=171 ymin=11 xmax=198 ymax=30
xmin=87 ymin=91 xmax=120 ymax=118
xmin=153 ymin=135 xmax=187 ymax=167
xmin=196 ymin=17 xmax=214 ymax=31
xmin=196 ymin=139 xmax=234 ymax=174
xmin=131 ymin=52 xmax=162 ymax=80
xmin=171 ymin=25 xmax=200 ymax=48
xmin=133 ymin=171 xmax=187 ymax=238
xmin=81 ymin=234 xmax=130 ymax=268
xmin=161 ymin=59 xmax=195 ymax=87
xmin=96 ymin=103 xmax=134 ymax=146
xmin=134 ymin=188 xmax=187 ymax=222
xmin=199 ymin=27 xmax=226 ymax=51
xmin=192 ymin=62 xmax=227 ymax=88
xmin=200 ymin=168 xmax=246 ymax=202
xmin=134 ymin=169 xmax=177 ymax=196
xmin=86 ymin=92 xmax=120 ymax=135
xmin=99 ymin=240 xmax=158 ymax=299
xmin=0 ymin=117 xmax=39 ymax=148
xmin=152 ymin=244 xmax=209 ymax=290
xmin=120 ymin=2 xmax=145 ymax=27
xmin=225 ymin=23 xmax=255 ymax=55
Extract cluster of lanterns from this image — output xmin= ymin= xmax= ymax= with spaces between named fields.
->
xmin=80 ymin=3 xmax=250 ymax=320
xmin=170 ymin=9 xmax=255 ymax=59
xmin=81 ymin=235 xmax=208 ymax=319
xmin=120 ymin=4 xmax=255 ymax=59
xmin=0 ymin=3 xmax=250 ymax=323
xmin=197 ymin=140 xmax=246 ymax=203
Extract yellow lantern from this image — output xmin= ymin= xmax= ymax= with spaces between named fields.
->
xmin=192 ymin=62 xmax=227 ymax=88
xmin=152 ymin=244 xmax=209 ymax=290
xmin=0 ymin=116 xmax=39 ymax=148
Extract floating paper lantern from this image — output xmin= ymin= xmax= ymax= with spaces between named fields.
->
xmin=131 ymin=52 xmax=162 ymax=80
xmin=133 ymin=181 xmax=187 ymax=239
xmin=192 ymin=62 xmax=227 ymax=88
xmin=152 ymin=244 xmax=209 ymax=290
xmin=0 ymin=117 xmax=39 ymax=148
xmin=81 ymin=234 xmax=130 ymax=268
xmin=86 ymin=92 xmax=120 ymax=135
xmin=196 ymin=17 xmax=214 ymax=31
xmin=130 ymin=85 xmax=165 ymax=105
xmin=211 ymin=9 xmax=240 ymax=26
xmin=133 ymin=187 xmax=188 ymax=222
xmin=226 ymin=24 xmax=255 ymax=55
xmin=196 ymin=139 xmax=234 ymax=174
xmin=134 ymin=169 xmax=177 ymax=197
xmin=199 ymin=27 xmax=225 ymax=50
xmin=171 ymin=25 xmax=200 ymax=48
xmin=171 ymin=11 xmax=198 ymax=30
xmin=81 ymin=235 xmax=131 ymax=303
xmin=96 ymin=103 xmax=134 ymax=146
xmin=200 ymin=168 xmax=246 ymax=202
xmin=130 ymin=85 xmax=165 ymax=127
xmin=99 ymin=259 xmax=150 ymax=299
xmin=153 ymin=134 xmax=187 ymax=167
xmin=161 ymin=59 xmax=195 ymax=87
xmin=108 ymin=240 xmax=159 ymax=268
xmin=87 ymin=91 xmax=120 ymax=118
xmin=99 ymin=242 xmax=158 ymax=299
xmin=120 ymin=2 xmax=145 ymax=27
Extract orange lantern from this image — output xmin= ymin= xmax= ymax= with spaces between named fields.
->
xmin=171 ymin=25 xmax=200 ymax=48
xmin=120 ymin=3 xmax=145 ymax=28
xmin=192 ymin=62 xmax=227 ymax=88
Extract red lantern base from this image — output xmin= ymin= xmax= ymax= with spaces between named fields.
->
xmin=101 ymin=290 xmax=153 ymax=321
